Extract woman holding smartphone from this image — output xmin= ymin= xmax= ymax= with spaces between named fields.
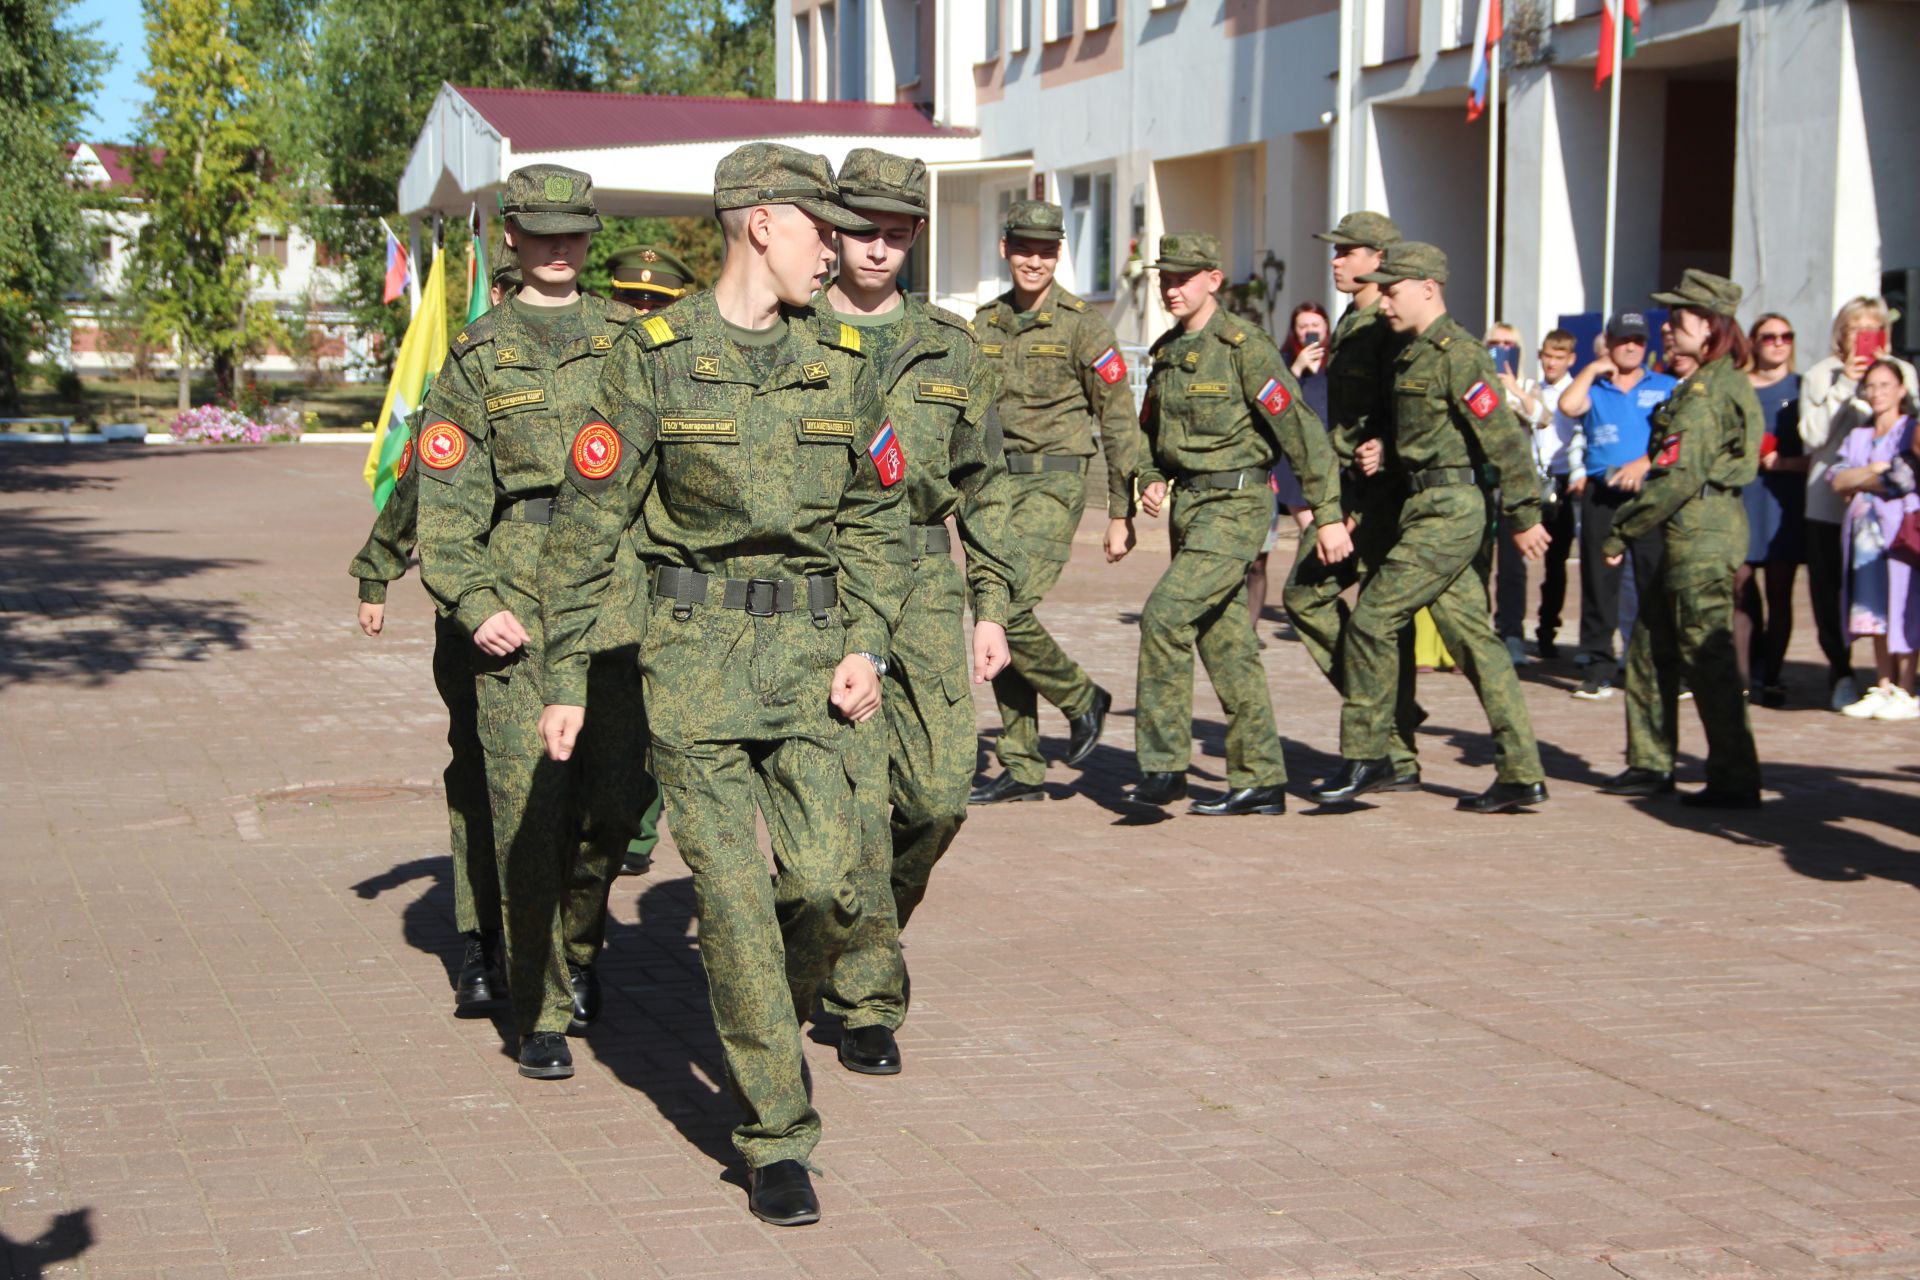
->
xmin=1799 ymin=298 xmax=1917 ymax=711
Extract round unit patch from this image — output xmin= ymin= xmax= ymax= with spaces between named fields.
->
xmin=395 ymin=438 xmax=414 ymax=479
xmin=572 ymin=422 xmax=621 ymax=480
xmin=420 ymin=422 xmax=467 ymax=470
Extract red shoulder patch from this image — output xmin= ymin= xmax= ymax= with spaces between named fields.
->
xmin=420 ymin=421 xmax=467 ymax=470
xmin=395 ymin=437 xmax=413 ymax=479
xmin=1655 ymin=433 xmax=1682 ymax=467
xmin=1465 ymin=380 xmax=1499 ymax=420
xmin=1257 ymin=378 xmax=1291 ymax=416
xmin=868 ymin=421 xmax=906 ymax=488
xmin=572 ymin=422 xmax=621 ymax=481
xmin=1092 ymin=346 xmax=1127 ymax=385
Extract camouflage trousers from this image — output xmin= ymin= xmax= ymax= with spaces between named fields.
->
xmin=1339 ymin=486 xmax=1543 ymax=783
xmin=477 ymin=645 xmax=645 ymax=1034
xmin=1283 ymin=486 xmax=1424 ymax=775
xmin=1136 ymin=487 xmax=1287 ymax=787
xmin=992 ymin=469 xmax=1099 ymax=784
xmin=1625 ymin=493 xmax=1762 ymax=792
xmin=432 ymin=614 xmax=498 ymax=936
xmin=823 ymin=553 xmax=976 ymax=1032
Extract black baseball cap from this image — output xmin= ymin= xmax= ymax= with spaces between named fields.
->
xmin=1605 ymin=311 xmax=1650 ymax=342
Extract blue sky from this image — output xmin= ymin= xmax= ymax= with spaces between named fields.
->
xmin=73 ymin=0 xmax=149 ymax=142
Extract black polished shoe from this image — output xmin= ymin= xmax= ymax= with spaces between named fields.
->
xmin=837 ymin=1024 xmax=902 ymax=1075
xmin=1189 ymin=784 xmax=1287 ymax=816
xmin=1310 ymin=758 xmax=1394 ymax=806
xmin=618 ymin=842 xmax=653 ymax=876
xmin=1456 ymin=780 xmax=1549 ymax=813
xmin=454 ymin=932 xmax=504 ymax=1015
xmin=566 ymin=962 xmax=600 ymax=1035
xmin=968 ymin=772 xmax=1045 ymax=805
xmin=517 ymin=1032 xmax=574 ymax=1080
xmin=1124 ymin=771 xmax=1187 ymax=807
xmin=1063 ymin=686 xmax=1112 ymax=767
xmin=1536 ymin=635 xmax=1559 ymax=661
xmin=1378 ymin=768 xmax=1423 ymax=793
xmin=748 ymin=1160 xmax=821 ymax=1227
xmin=1598 ymin=766 xmax=1675 ymax=797
xmin=1680 ymin=786 xmax=1762 ymax=810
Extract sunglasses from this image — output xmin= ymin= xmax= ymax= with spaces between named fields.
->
xmin=1756 ymin=332 xmax=1794 ymax=345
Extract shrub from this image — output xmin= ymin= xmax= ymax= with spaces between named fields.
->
xmin=166 ymin=402 xmax=303 ymax=444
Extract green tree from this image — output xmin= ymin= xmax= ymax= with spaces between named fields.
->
xmin=594 ymin=0 xmax=775 ymax=98
xmin=0 ymin=0 xmax=109 ymax=411
xmin=124 ymin=0 xmax=293 ymax=407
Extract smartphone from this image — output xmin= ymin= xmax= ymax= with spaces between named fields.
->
xmin=1856 ymin=329 xmax=1888 ymax=364
xmin=1491 ymin=345 xmax=1519 ymax=377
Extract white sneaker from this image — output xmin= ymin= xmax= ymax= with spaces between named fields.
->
xmin=1504 ymin=636 xmax=1532 ymax=666
xmin=1873 ymin=687 xmax=1920 ymax=721
xmin=1842 ymin=684 xmax=1890 ymax=719
xmin=1830 ymin=676 xmax=1860 ymax=712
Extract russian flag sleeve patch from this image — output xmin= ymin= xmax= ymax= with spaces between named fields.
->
xmin=1465 ymin=380 xmax=1500 ymax=420
xmin=868 ymin=421 xmax=906 ymax=487
xmin=1092 ymin=346 xmax=1127 ymax=385
xmin=1257 ymin=378 xmax=1291 ymax=416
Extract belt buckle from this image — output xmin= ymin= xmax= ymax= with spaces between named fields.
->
xmin=744 ymin=578 xmax=780 ymax=617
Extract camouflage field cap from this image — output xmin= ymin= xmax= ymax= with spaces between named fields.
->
xmin=490 ymin=258 xmax=522 ymax=292
xmin=500 ymin=164 xmax=601 ymax=235
xmin=837 ymin=148 xmax=929 ymax=219
xmin=608 ymin=245 xmax=695 ymax=300
xmin=1003 ymin=200 xmax=1066 ymax=243
xmin=1652 ymin=268 xmax=1744 ymax=318
xmin=1314 ymin=210 xmax=1402 ymax=251
xmin=1357 ymin=240 xmax=1450 ymax=286
xmin=1151 ymin=232 xmax=1223 ymax=273
xmin=712 ymin=143 xmax=874 ymax=231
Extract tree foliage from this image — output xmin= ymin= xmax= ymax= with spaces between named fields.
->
xmin=124 ymin=0 xmax=294 ymax=403
xmin=0 ymin=0 xmax=109 ymax=411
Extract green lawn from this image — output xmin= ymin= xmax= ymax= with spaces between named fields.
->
xmin=12 ymin=378 xmax=387 ymax=433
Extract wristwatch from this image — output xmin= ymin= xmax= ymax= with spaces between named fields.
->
xmin=853 ymin=651 xmax=889 ymax=678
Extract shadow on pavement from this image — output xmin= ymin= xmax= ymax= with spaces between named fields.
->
xmin=0 ymin=506 xmax=251 ymax=687
xmin=349 ymin=856 xmax=464 ymax=987
xmin=0 ymin=1207 xmax=94 ymax=1278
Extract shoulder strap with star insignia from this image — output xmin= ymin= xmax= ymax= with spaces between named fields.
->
xmin=1052 ymin=289 xmax=1089 ymax=313
xmin=924 ymin=300 xmax=978 ymax=341
xmin=449 ymin=309 xmax=503 ymax=358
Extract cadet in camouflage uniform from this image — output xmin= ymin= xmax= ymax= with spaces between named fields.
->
xmin=1597 ymin=270 xmax=1764 ymax=808
xmin=1126 ymin=233 xmax=1350 ymax=815
xmin=808 ymin=149 xmax=1017 ymax=1076
xmin=416 ymin=164 xmax=651 ymax=1081
xmin=1282 ymin=212 xmax=1426 ymax=788
xmin=969 ymin=200 xmax=1143 ymax=803
xmin=1310 ymin=242 xmax=1552 ymax=815
xmin=609 ymin=244 xmax=696 ymax=314
xmin=535 ymin=144 xmax=907 ymax=1228
xmin=348 ymin=415 xmax=504 ymax=1013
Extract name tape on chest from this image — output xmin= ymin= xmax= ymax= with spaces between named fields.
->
xmin=660 ymin=416 xmax=739 ymax=440
xmin=868 ymin=421 xmax=907 ymax=487
xmin=1465 ymin=380 xmax=1500 ymax=420
xmin=419 ymin=421 xmax=468 ymax=474
xmin=981 ymin=342 xmax=1005 ymax=358
xmin=916 ymin=380 xmax=970 ymax=406
xmin=1092 ymin=346 xmax=1128 ymax=385
xmin=486 ymin=388 xmax=546 ymax=415
xmin=1188 ymin=381 xmax=1231 ymax=397
xmin=1257 ymin=378 xmax=1292 ymax=416
xmin=571 ymin=422 xmax=622 ymax=480
xmin=800 ymin=417 xmax=855 ymax=439
xmin=1030 ymin=343 xmax=1070 ymax=358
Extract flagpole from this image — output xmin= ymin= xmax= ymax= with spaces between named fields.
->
xmin=1601 ymin=0 xmax=1624 ymax=318
xmin=1485 ymin=35 xmax=1501 ymax=331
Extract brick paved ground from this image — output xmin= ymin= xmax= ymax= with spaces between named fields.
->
xmin=3 ymin=443 xmax=1920 ymax=1280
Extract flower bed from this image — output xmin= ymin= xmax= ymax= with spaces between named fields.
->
xmin=167 ymin=403 xmax=304 ymax=444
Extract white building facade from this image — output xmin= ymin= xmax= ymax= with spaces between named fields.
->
xmin=776 ymin=0 xmax=1920 ymax=361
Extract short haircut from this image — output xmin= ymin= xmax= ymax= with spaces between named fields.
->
xmin=718 ymin=206 xmax=753 ymax=242
xmin=1541 ymin=329 xmax=1577 ymax=352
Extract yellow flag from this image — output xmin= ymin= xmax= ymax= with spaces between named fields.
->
xmin=363 ymin=247 xmax=450 ymax=505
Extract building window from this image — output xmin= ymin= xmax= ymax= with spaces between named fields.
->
xmin=256 ymin=234 xmax=289 ymax=268
xmin=821 ymin=3 xmax=838 ymax=96
xmin=1066 ymin=171 xmax=1113 ymax=295
xmin=796 ymin=11 xmax=815 ymax=99
xmin=1049 ymin=0 xmax=1075 ymax=41
xmin=1090 ymin=0 xmax=1116 ymax=28
xmin=986 ymin=0 xmax=1001 ymax=57
xmin=1012 ymin=0 xmax=1032 ymax=50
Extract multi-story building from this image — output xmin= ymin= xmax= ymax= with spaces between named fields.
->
xmin=62 ymin=142 xmax=364 ymax=381
xmin=776 ymin=0 xmax=1920 ymax=360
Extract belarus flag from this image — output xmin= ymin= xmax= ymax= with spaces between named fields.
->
xmin=382 ymin=225 xmax=411 ymax=305
xmin=1466 ymin=0 xmax=1503 ymax=121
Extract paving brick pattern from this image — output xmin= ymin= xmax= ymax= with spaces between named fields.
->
xmin=3 ymin=443 xmax=1919 ymax=1279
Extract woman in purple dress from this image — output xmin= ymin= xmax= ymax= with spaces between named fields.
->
xmin=1830 ymin=359 xmax=1920 ymax=720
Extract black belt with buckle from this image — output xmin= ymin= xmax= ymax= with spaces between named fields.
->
xmin=1004 ymin=453 xmax=1088 ymax=475
xmin=652 ymin=565 xmax=839 ymax=626
xmin=1173 ymin=467 xmax=1267 ymax=493
xmin=500 ymin=495 xmax=557 ymax=524
xmin=1699 ymin=482 xmax=1743 ymax=499
xmin=1405 ymin=466 xmax=1478 ymax=493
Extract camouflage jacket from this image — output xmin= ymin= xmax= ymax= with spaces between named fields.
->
xmin=348 ymin=419 xmax=419 ymax=605
xmin=1139 ymin=306 xmax=1342 ymax=527
xmin=537 ymin=291 xmax=911 ymax=708
xmin=824 ymin=291 xmax=1017 ymax=626
xmin=1388 ymin=312 xmax=1541 ymax=531
xmin=1608 ymin=355 xmax=1764 ymax=552
xmin=974 ymin=283 xmax=1142 ymax=515
xmin=415 ymin=294 xmax=640 ymax=639
xmin=1327 ymin=296 xmax=1409 ymax=467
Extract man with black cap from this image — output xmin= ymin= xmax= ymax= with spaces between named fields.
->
xmin=416 ymin=164 xmax=650 ymax=1082
xmin=607 ymin=244 xmax=696 ymax=312
xmin=1559 ymin=309 xmax=1678 ymax=698
xmin=535 ymin=142 xmax=908 ymax=1227
xmin=810 ymin=146 xmax=1017 ymax=1077
xmin=969 ymin=199 xmax=1143 ymax=805
xmin=1282 ymin=211 xmax=1427 ymax=791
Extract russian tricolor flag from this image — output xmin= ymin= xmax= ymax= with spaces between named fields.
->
xmin=382 ymin=226 xmax=411 ymax=305
xmin=1466 ymin=0 xmax=1503 ymax=121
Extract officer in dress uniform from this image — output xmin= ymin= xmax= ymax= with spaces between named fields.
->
xmin=1309 ymin=242 xmax=1553 ymax=814
xmin=609 ymin=244 xmax=696 ymax=313
xmin=416 ymin=164 xmax=651 ymax=1080
xmin=536 ymin=143 xmax=908 ymax=1228
xmin=1126 ymin=233 xmax=1351 ymax=814
xmin=968 ymin=200 xmax=1143 ymax=803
